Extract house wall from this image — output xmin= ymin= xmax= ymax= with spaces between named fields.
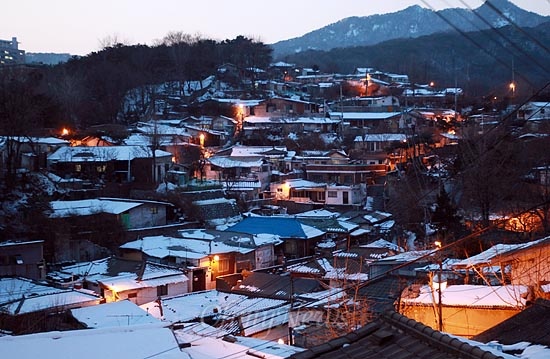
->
xmin=113 ymin=281 xmax=188 ymax=306
xmin=127 ymin=203 xmax=167 ymax=229
xmin=255 ymin=245 xmax=275 ymax=269
xmin=325 ymin=186 xmax=364 ymax=206
xmin=284 ymin=238 xmax=319 ymax=258
xmin=0 ymin=241 xmax=44 ymax=280
xmin=306 ymin=164 xmax=374 ymax=185
xmin=399 ymin=304 xmax=521 ymax=338
xmin=507 ymin=245 xmax=550 ymax=286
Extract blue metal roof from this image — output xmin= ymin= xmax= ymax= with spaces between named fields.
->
xmin=227 ymin=217 xmax=308 ymax=239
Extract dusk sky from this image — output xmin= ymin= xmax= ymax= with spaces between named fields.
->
xmin=5 ymin=0 xmax=550 ymax=56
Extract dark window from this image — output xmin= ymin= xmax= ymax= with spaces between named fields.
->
xmin=157 ymin=285 xmax=168 ymax=297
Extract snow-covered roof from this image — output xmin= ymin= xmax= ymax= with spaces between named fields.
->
xmin=211 ymin=98 xmax=264 ymax=106
xmin=288 ymin=258 xmax=369 ymax=282
xmin=298 ymin=288 xmax=348 ymax=308
xmin=133 ymin=122 xmax=192 ymax=137
xmin=401 ymin=284 xmax=530 ymax=308
xmin=192 ymin=197 xmax=236 ymax=206
xmin=285 ymin=178 xmax=327 ymax=189
xmin=0 ymin=239 xmax=44 ymax=247
xmin=350 ymin=228 xmax=371 ymax=236
xmin=124 ymin=132 xmax=190 ymax=146
xmin=245 ymin=116 xmax=340 ymax=125
xmin=330 ymin=111 xmax=402 ymax=120
xmin=208 ymin=156 xmax=264 ymax=168
xmin=0 ymin=277 xmax=101 ymax=315
xmin=51 ymin=258 xmax=187 ymax=289
xmin=70 ymin=300 xmax=161 ymax=328
xmin=362 ymin=238 xmax=404 ymax=252
xmin=363 ymin=211 xmax=393 ymax=223
xmin=174 ymin=322 xmax=304 ymax=358
xmin=452 ymin=237 xmax=550 ymax=268
xmin=295 ymin=209 xmax=340 ymax=219
xmin=376 ymin=249 xmax=435 ymax=262
xmin=48 ymin=145 xmax=171 ymax=162
xmin=2 ymin=136 xmax=69 ymax=145
xmin=49 ymin=198 xmax=144 ymax=217
xmin=99 ymin=271 xmax=187 ymax=292
xmin=0 ymin=324 xmax=181 ymax=358
xmin=141 ymin=290 xmax=288 ymax=325
xmin=225 ymin=145 xmax=287 ymax=157
xmin=120 ymin=235 xmax=256 ymax=260
xmin=357 ymin=133 xmax=407 ymax=142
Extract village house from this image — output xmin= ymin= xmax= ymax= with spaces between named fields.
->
xmin=142 ymin=290 xmax=291 ymax=338
xmin=251 ymin=96 xmax=321 ymax=117
xmin=48 ymin=256 xmax=188 ymax=306
xmin=69 ymin=299 xmax=162 ymax=329
xmin=0 ymin=239 xmax=45 ymax=280
xmin=293 ymin=149 xmax=387 ymax=184
xmin=368 ymin=249 xmax=435 ymax=280
xmin=398 ymin=283 xmax=539 ymax=338
xmin=517 ymin=101 xmax=550 ymax=129
xmin=331 ymin=111 xmax=403 ymax=131
xmin=295 ymin=208 xmax=360 ymax=249
xmin=206 ymin=145 xmax=285 ymax=197
xmin=0 ymin=322 xmax=183 ymax=358
xmin=119 ymin=230 xmax=282 ymax=291
xmin=46 ymin=196 xmax=181 ymax=262
xmin=242 ymin=115 xmax=340 ymax=139
xmin=126 ymin=120 xmax=209 ymax=162
xmin=172 ymin=321 xmax=305 ymax=357
xmin=49 ymin=197 xmax=172 ymax=230
xmin=0 ymin=276 xmax=101 ymax=334
xmin=227 ymin=216 xmax=325 ymax=259
xmin=0 ymin=136 xmax=69 ymax=173
xmin=451 ymin=236 xmax=550 ymax=291
xmin=47 ymin=145 xmax=173 ymax=187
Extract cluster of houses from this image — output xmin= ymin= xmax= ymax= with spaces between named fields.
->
xmin=2 ymin=62 xmax=550 ymax=358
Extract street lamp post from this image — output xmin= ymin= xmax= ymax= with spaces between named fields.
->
xmin=434 ymin=240 xmax=445 ymax=332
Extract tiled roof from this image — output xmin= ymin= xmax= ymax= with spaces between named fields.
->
xmin=289 ymin=311 xmax=506 ymax=359
xmin=357 ymin=275 xmax=410 ymax=314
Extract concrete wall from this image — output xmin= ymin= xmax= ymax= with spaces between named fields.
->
xmin=400 ymin=304 xmax=520 ymax=338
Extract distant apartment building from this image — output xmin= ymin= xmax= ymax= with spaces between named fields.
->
xmin=0 ymin=37 xmax=25 ymax=65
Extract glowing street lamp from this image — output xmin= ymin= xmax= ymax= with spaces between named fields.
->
xmin=509 ymin=82 xmax=516 ymax=97
xmin=199 ymin=133 xmax=205 ymax=147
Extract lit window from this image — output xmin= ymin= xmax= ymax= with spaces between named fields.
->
xmin=218 ymin=259 xmax=230 ymax=272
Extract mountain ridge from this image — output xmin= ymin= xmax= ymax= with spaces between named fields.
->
xmin=271 ymin=0 xmax=550 ymax=58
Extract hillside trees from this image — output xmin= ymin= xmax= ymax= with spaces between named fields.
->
xmin=42 ymin=35 xmax=273 ymax=128
xmin=0 ymin=67 xmax=60 ymax=189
